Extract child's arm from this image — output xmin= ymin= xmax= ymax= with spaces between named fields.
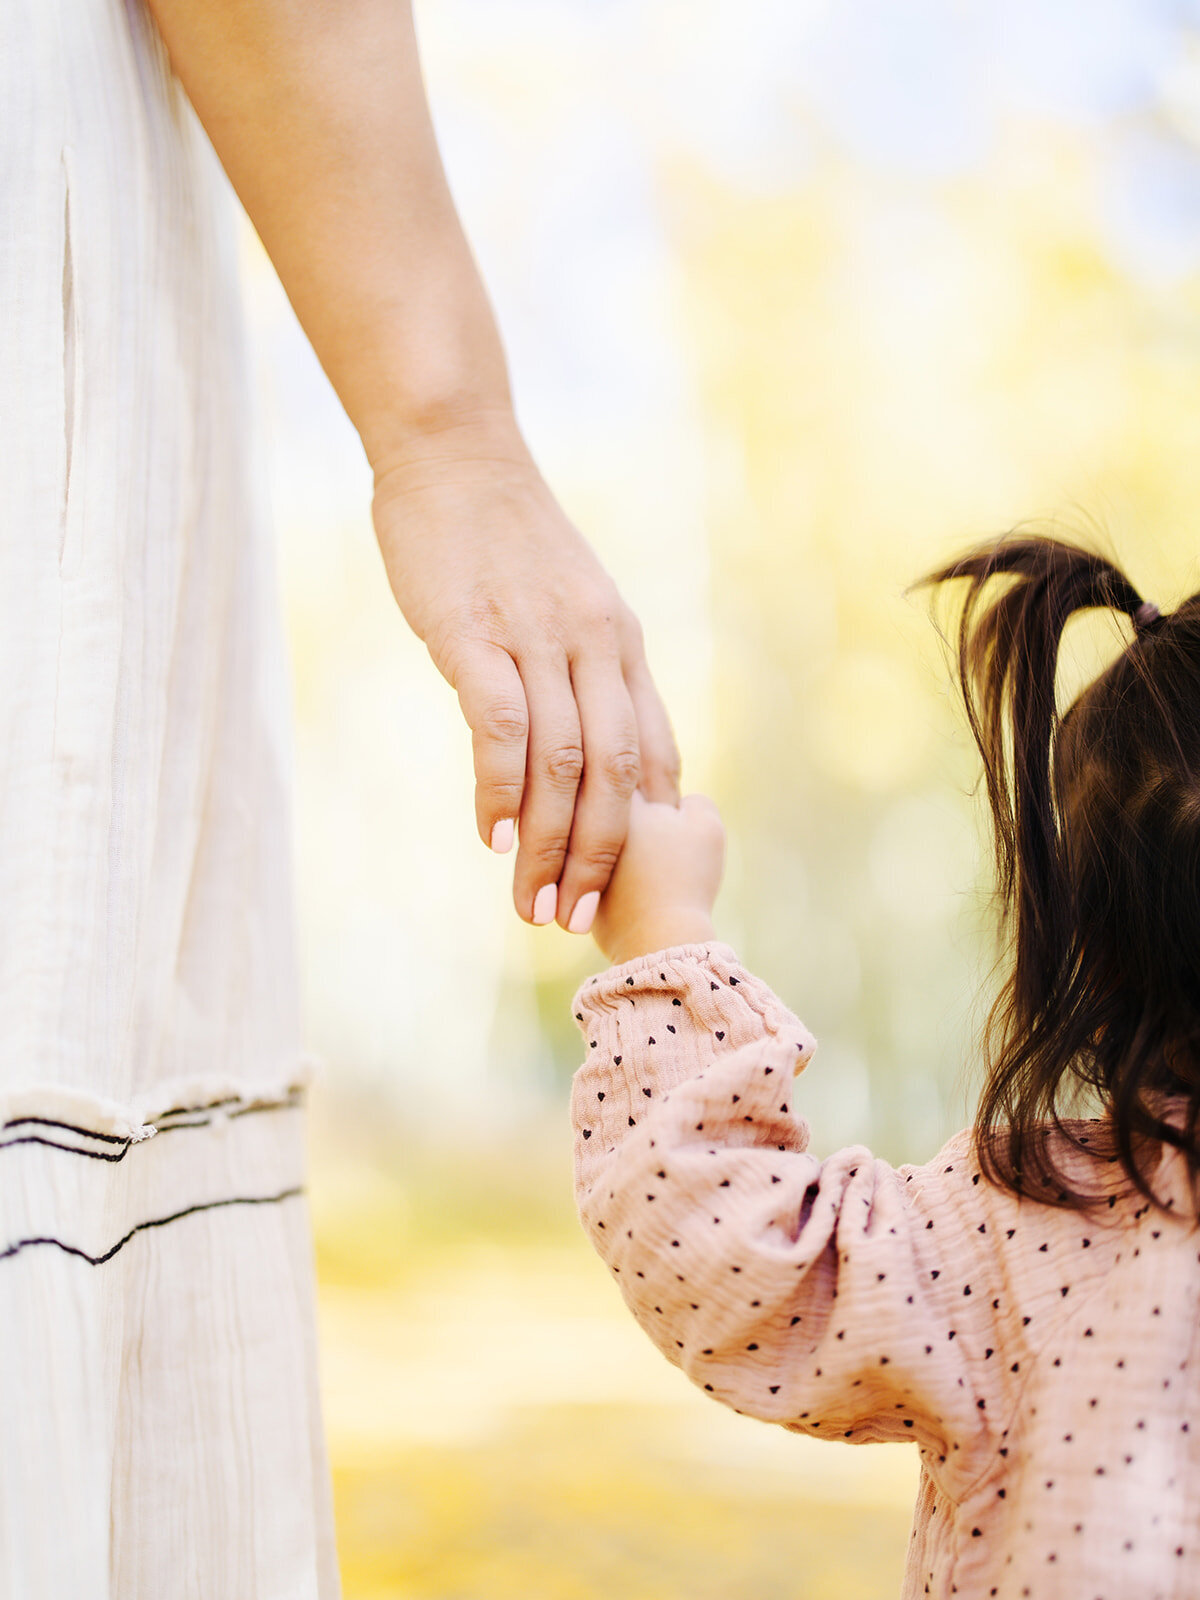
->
xmin=573 ymin=796 xmax=1024 ymax=1488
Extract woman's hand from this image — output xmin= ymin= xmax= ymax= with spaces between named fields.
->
xmin=592 ymin=791 xmax=725 ymax=966
xmin=372 ymin=414 xmax=682 ymax=934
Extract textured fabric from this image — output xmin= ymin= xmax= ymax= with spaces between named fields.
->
xmin=0 ymin=2 xmax=338 ymax=1593
xmin=572 ymin=942 xmax=1200 ymax=1600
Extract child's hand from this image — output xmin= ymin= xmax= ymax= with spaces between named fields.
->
xmin=592 ymin=791 xmax=725 ymax=967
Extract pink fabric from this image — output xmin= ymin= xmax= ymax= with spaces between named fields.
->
xmin=571 ymin=942 xmax=1200 ymax=1600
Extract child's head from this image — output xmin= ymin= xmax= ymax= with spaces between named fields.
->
xmin=923 ymin=533 xmax=1200 ymax=1211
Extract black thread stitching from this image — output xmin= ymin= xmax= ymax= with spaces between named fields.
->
xmin=2 ymin=1116 xmax=126 ymax=1144
xmin=0 ymin=1186 xmax=304 ymax=1266
xmin=0 ymin=1093 xmax=303 ymax=1160
xmin=156 ymin=1096 xmax=243 ymax=1119
xmin=227 ymin=1095 xmax=301 ymax=1120
xmin=0 ymin=1135 xmax=130 ymax=1164
xmin=151 ymin=1097 xmax=303 ymax=1137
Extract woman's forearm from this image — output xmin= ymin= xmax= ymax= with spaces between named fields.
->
xmin=145 ymin=0 xmax=516 ymax=471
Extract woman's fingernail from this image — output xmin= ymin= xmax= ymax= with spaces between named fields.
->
xmin=532 ymin=884 xmax=558 ymax=925
xmin=490 ymin=819 xmax=515 ymax=854
xmin=567 ymin=890 xmax=600 ymax=936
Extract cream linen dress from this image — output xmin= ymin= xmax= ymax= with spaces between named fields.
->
xmin=0 ymin=3 xmax=339 ymax=1594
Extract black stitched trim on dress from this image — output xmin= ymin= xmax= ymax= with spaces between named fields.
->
xmin=0 ymin=1091 xmax=304 ymax=1162
xmin=0 ymin=1186 xmax=304 ymax=1265
xmin=2 ymin=1116 xmax=127 ymax=1144
xmin=0 ymin=1133 xmax=131 ymax=1164
xmin=152 ymin=1089 xmax=305 ymax=1134
xmin=155 ymin=1089 xmax=304 ymax=1122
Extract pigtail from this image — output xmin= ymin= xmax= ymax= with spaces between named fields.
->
xmin=923 ymin=539 xmax=1141 ymax=1014
xmin=918 ymin=536 xmax=1151 ymax=1202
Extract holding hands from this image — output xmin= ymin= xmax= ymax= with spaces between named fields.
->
xmin=373 ymin=413 xmax=682 ymax=937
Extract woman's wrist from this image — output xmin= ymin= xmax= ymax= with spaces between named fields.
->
xmin=370 ymin=404 xmax=533 ymax=496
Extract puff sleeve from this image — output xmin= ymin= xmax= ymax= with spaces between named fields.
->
xmin=571 ymin=942 xmax=1014 ymax=1482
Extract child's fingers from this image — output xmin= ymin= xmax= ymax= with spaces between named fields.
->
xmin=676 ymin=793 xmax=726 ymax=898
xmin=681 ymin=791 xmax=721 ymax=820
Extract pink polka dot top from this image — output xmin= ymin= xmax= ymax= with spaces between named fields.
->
xmin=571 ymin=942 xmax=1200 ymax=1600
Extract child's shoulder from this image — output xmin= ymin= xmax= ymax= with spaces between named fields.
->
xmin=888 ymin=1126 xmax=1022 ymax=1237
xmin=895 ymin=1125 xmax=979 ymax=1193
xmin=895 ymin=1114 xmax=1148 ymax=1222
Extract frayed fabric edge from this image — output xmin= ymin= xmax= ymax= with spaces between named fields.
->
xmin=0 ymin=1055 xmax=319 ymax=1142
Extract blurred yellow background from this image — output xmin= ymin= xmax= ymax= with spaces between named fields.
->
xmin=242 ymin=3 xmax=1200 ymax=1594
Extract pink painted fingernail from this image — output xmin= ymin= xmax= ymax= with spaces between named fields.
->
xmin=567 ymin=890 xmax=600 ymax=936
xmin=532 ymin=884 xmax=558 ymax=925
xmin=490 ymin=818 xmax=515 ymax=854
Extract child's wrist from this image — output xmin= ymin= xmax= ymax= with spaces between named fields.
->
xmin=601 ymin=911 xmax=718 ymax=968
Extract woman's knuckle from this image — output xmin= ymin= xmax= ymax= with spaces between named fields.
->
xmin=582 ymin=603 xmax=616 ymax=636
xmin=459 ymin=587 xmax=506 ymax=637
xmin=482 ymin=777 xmax=524 ymax=810
xmin=600 ymin=745 xmax=641 ymax=792
xmin=430 ymin=603 xmax=484 ymax=662
xmin=543 ymin=743 xmax=585 ymax=787
xmin=528 ymin=829 xmax=572 ymax=864
xmin=618 ymin=609 xmax=645 ymax=655
xmin=479 ymin=699 xmax=528 ymax=744
xmin=579 ymin=843 xmax=622 ymax=878
xmin=577 ymin=587 xmax=619 ymax=633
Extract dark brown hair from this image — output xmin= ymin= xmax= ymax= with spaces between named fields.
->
xmin=921 ymin=533 xmax=1200 ymax=1211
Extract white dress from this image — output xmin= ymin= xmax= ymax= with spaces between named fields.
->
xmin=0 ymin=3 xmax=339 ymax=1594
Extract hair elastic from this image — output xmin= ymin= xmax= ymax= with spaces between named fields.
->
xmin=1133 ymin=600 xmax=1161 ymax=631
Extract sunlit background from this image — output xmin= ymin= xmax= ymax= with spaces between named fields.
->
xmin=240 ymin=2 xmax=1200 ymax=1593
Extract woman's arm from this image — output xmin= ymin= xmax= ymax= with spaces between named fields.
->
xmin=144 ymin=0 xmax=680 ymax=931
